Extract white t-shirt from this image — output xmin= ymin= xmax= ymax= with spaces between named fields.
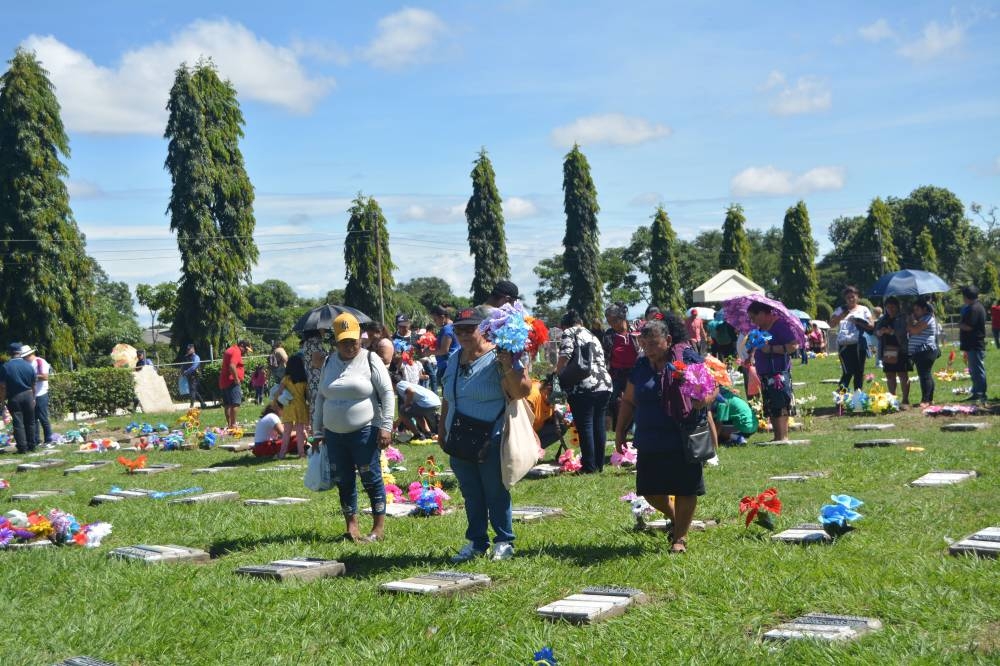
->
xmin=254 ymin=413 xmax=281 ymax=443
xmin=834 ymin=305 xmax=872 ymax=346
xmin=313 ymin=351 xmax=394 ymax=434
xmin=33 ymin=357 xmax=51 ymax=397
xmin=400 ymin=361 xmax=422 ymax=384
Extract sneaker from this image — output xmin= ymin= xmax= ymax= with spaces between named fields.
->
xmin=491 ymin=542 xmax=515 ymax=561
xmin=451 ymin=542 xmax=487 ymax=563
xmin=706 ymin=455 xmax=720 ymax=466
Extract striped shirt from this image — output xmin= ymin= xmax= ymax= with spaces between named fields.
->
xmin=443 ymin=349 xmax=505 ymax=437
xmin=907 ymin=314 xmax=938 ymax=355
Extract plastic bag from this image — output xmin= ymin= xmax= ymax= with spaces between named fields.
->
xmin=304 ymin=443 xmax=332 ymax=491
xmin=178 ymin=375 xmax=190 ymax=396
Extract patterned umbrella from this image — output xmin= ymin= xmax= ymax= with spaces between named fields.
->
xmin=721 ymin=294 xmax=807 ymax=346
xmin=292 ymin=304 xmax=372 ymax=333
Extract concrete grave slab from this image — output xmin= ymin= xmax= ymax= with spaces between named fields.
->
xmin=109 ymin=544 xmax=210 ymax=564
xmin=910 ymin=470 xmax=978 ymax=487
xmin=191 ymin=466 xmax=240 ymax=474
xmin=11 ymin=489 xmax=72 ymax=501
xmin=948 ymin=526 xmax=1000 ymax=559
xmin=220 ymin=442 xmax=253 ymax=452
xmin=763 ymin=613 xmax=882 ymax=642
xmin=771 ymin=523 xmax=832 ymax=544
xmin=0 ymin=458 xmax=22 ymax=466
xmin=525 ymin=463 xmax=562 ymax=478
xmin=256 ymin=464 xmax=306 ymax=473
xmin=90 ymin=488 xmax=157 ymax=504
xmin=768 ymin=471 xmax=827 ymax=482
xmin=25 ymin=450 xmax=59 ymax=457
xmin=792 ymin=382 xmax=806 ymax=388
xmin=538 ymin=586 xmax=647 ymax=624
xmin=854 ymin=438 xmax=914 ymax=448
xmin=645 ymin=518 xmax=717 ymax=532
xmin=365 ymin=502 xmax=416 ymax=517
xmin=512 ymin=506 xmax=565 ymax=522
xmin=850 ymin=423 xmax=896 ymax=431
xmin=244 ymin=497 xmax=311 ymax=506
xmin=168 ymin=491 xmax=239 ymax=504
xmin=64 ymin=461 xmax=113 ymax=474
xmin=236 ymin=557 xmax=345 ymax=581
xmin=3 ymin=539 xmax=54 ymax=550
xmin=941 ymin=422 xmax=989 ymax=432
xmin=53 ymin=657 xmax=119 ymax=666
xmin=755 ymin=439 xmax=811 ymax=447
xmin=16 ymin=458 xmax=66 ymax=472
xmin=131 ymin=463 xmax=182 ymax=475
xmin=820 ymin=378 xmax=841 ymax=384
xmin=380 ymin=570 xmax=491 ymax=595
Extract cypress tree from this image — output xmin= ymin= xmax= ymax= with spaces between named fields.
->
xmin=165 ymin=60 xmax=257 ymax=356
xmin=719 ymin=203 xmax=753 ymax=278
xmin=344 ymin=194 xmax=396 ymax=323
xmin=915 ymin=228 xmax=938 ymax=274
xmin=562 ymin=144 xmax=603 ymax=324
xmin=648 ymin=206 xmax=685 ymax=313
xmin=778 ymin=200 xmax=818 ymax=313
xmin=0 ymin=48 xmax=96 ymax=364
xmin=466 ymin=148 xmax=510 ymax=304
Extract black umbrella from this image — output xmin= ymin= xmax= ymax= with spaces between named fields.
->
xmin=292 ymin=304 xmax=372 ymax=333
xmin=869 ymin=269 xmax=949 ymax=298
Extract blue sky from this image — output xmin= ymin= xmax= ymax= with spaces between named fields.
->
xmin=5 ymin=2 xmax=999 ymax=319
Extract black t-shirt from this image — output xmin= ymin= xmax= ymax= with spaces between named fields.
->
xmin=959 ymin=301 xmax=986 ymax=351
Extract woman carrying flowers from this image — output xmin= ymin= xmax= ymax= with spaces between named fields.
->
xmin=614 ymin=315 xmax=711 ymax=554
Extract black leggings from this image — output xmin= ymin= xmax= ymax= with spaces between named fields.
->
xmin=913 ymin=355 xmax=936 ymax=404
xmin=838 ymin=343 xmax=866 ymax=390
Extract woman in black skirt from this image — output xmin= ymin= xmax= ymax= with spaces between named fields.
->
xmin=614 ymin=314 xmax=712 ymax=554
xmin=875 ymin=297 xmax=910 ymax=406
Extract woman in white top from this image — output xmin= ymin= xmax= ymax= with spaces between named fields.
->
xmin=830 ymin=285 xmax=873 ymax=391
xmin=313 ymin=313 xmax=395 ymax=542
xmin=557 ymin=309 xmax=613 ymax=473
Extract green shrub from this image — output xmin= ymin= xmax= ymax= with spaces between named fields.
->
xmin=49 ymin=367 xmax=136 ymax=417
xmin=161 ymin=360 xmax=258 ymax=403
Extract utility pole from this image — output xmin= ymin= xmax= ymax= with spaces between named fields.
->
xmin=373 ymin=205 xmax=386 ymax=325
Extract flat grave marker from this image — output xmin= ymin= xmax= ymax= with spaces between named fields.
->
xmin=256 ymin=464 xmax=305 ymax=473
xmin=762 ymin=613 xmax=882 ymax=642
xmin=364 ymin=502 xmax=416 ymax=517
xmin=768 ymin=471 xmax=827 ymax=482
xmin=755 ymin=439 xmax=811 ymax=447
xmin=941 ymin=422 xmax=989 ymax=432
xmin=24 ymin=450 xmax=59 ymax=457
xmin=850 ymin=423 xmax=895 ymax=431
xmin=854 ymin=438 xmax=914 ymax=448
xmin=948 ymin=526 xmax=1000 ymax=559
xmin=820 ymin=378 xmax=841 ymax=384
xmin=109 ymin=544 xmax=210 ymax=564
xmin=11 ymin=489 xmax=72 ymax=501
xmin=244 ymin=497 xmax=311 ymax=506
xmin=645 ymin=518 xmax=717 ymax=532
xmin=220 ymin=442 xmax=253 ymax=452
xmin=537 ymin=586 xmax=648 ymax=624
xmin=64 ymin=461 xmax=112 ymax=474
xmin=910 ymin=470 xmax=978 ymax=487
xmin=512 ymin=506 xmax=565 ymax=522
xmin=132 ymin=463 xmax=182 ymax=475
xmin=236 ymin=557 xmax=345 ymax=581
xmin=771 ymin=523 xmax=833 ymax=544
xmin=526 ymin=463 xmax=562 ymax=478
xmin=90 ymin=488 xmax=157 ymax=504
xmin=792 ymin=382 xmax=806 ymax=388
xmin=0 ymin=458 xmax=21 ymax=467
xmin=53 ymin=657 xmax=119 ymax=666
xmin=380 ymin=570 xmax=491 ymax=595
xmin=16 ymin=458 xmax=65 ymax=472
xmin=3 ymin=539 xmax=53 ymax=550
xmin=168 ymin=491 xmax=239 ymax=504
xmin=191 ymin=466 xmax=240 ymax=475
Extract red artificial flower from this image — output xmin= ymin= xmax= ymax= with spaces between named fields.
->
xmin=671 ymin=360 xmax=688 ymax=380
xmin=117 ymin=454 xmax=147 ymax=473
xmin=738 ymin=487 xmax=782 ymax=526
xmin=525 ymin=316 xmax=550 ymax=354
xmin=948 ymin=349 xmax=956 ymax=366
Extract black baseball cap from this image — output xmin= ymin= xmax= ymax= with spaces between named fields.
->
xmin=490 ymin=280 xmax=519 ymax=300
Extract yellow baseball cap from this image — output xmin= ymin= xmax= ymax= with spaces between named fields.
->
xmin=333 ymin=313 xmax=361 ymax=342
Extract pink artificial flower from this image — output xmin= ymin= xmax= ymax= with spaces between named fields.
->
xmin=558 ymin=448 xmax=582 ymax=473
xmin=610 ymin=442 xmax=637 ymax=467
xmin=679 ymin=363 xmax=717 ymax=402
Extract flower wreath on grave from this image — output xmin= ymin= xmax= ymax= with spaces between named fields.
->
xmin=558 ymin=448 xmax=582 ymax=473
xmin=620 ymin=492 xmax=655 ymax=528
xmin=380 ymin=452 xmax=397 ymax=487
xmin=117 ymin=454 xmax=147 ymax=473
xmin=409 ymin=456 xmax=450 ymax=516
xmin=78 ymin=438 xmax=119 ymax=453
xmin=610 ymin=441 xmax=637 ymax=467
xmin=819 ymin=494 xmax=863 ymax=537
xmin=922 ymin=404 xmax=978 ymax=416
xmin=832 ymin=383 xmax=899 ymax=416
xmin=0 ymin=479 xmax=9 ymax=490
xmin=177 ymin=408 xmax=201 ymax=431
xmin=0 ymin=508 xmax=111 ymax=548
xmin=739 ymin=487 xmax=782 ymax=530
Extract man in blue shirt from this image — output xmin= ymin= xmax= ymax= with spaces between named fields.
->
xmin=183 ymin=344 xmax=207 ymax=409
xmin=0 ymin=342 xmax=38 ymax=453
xmin=395 ymin=379 xmax=441 ymax=440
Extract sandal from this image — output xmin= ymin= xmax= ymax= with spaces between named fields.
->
xmin=670 ymin=537 xmax=688 ymax=554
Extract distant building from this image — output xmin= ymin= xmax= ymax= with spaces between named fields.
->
xmin=140 ymin=327 xmax=172 ymax=346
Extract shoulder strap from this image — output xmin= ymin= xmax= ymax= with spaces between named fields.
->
xmin=367 ymin=352 xmax=383 ymax=410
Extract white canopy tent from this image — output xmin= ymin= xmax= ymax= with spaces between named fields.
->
xmin=692 ymin=269 xmax=765 ymax=304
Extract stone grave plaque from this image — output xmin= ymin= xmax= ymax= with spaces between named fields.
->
xmin=854 ymin=438 xmax=914 ymax=448
xmin=645 ymin=518 xmax=717 ymax=532
xmin=755 ymin=439 xmax=810 ymax=447
xmin=11 ymin=489 xmax=71 ymax=501
xmin=25 ymin=450 xmax=59 ymax=457
xmin=109 ymin=544 xmax=210 ymax=564
xmin=768 ymin=471 xmax=826 ymax=482
xmin=3 ymin=539 xmax=54 ymax=550
xmin=941 ymin=422 xmax=989 ymax=432
xmin=763 ymin=613 xmax=882 ymax=642
xmin=792 ymin=382 xmax=806 ymax=388
xmin=64 ymin=461 xmax=112 ymax=474
xmin=236 ymin=557 xmax=345 ymax=581
xmin=820 ymin=378 xmax=841 ymax=384
xmin=363 ymin=502 xmax=416 ymax=517
xmin=948 ymin=526 xmax=1000 ymax=558
xmin=850 ymin=423 xmax=895 ymax=431
xmin=90 ymin=488 xmax=157 ymax=504
xmin=512 ymin=506 xmax=565 ymax=522
xmin=0 ymin=458 xmax=21 ymax=466
xmin=16 ymin=458 xmax=66 ymax=471
xmin=244 ymin=497 xmax=310 ymax=506
xmin=220 ymin=442 xmax=253 ymax=452
xmin=526 ymin=463 xmax=562 ymax=478
xmin=256 ymin=464 xmax=306 ymax=473
xmin=380 ymin=570 xmax=491 ymax=595
xmin=910 ymin=470 xmax=978 ymax=487
xmin=537 ymin=587 xmax=647 ymax=624
xmin=771 ymin=523 xmax=832 ymax=544
xmin=191 ymin=466 xmax=240 ymax=474
xmin=53 ymin=657 xmax=119 ymax=666
xmin=168 ymin=491 xmax=239 ymax=504
xmin=132 ymin=463 xmax=182 ymax=475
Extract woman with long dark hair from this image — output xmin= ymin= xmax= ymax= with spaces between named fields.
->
xmin=907 ymin=299 xmax=939 ymax=407
xmin=557 ymin=309 xmax=613 ymax=473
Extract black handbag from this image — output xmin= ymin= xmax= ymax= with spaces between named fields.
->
xmin=559 ymin=331 xmax=593 ymax=387
xmin=441 ymin=358 xmax=504 ymax=462
xmin=682 ymin=422 xmax=715 ymax=464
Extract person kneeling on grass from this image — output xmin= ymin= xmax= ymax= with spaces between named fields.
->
xmin=252 ymin=403 xmax=285 ymax=457
xmin=395 ymin=379 xmax=440 ymax=441
xmin=713 ymin=386 xmax=757 ymax=446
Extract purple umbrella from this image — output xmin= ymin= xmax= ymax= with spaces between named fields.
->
xmin=721 ymin=294 xmax=807 ymax=347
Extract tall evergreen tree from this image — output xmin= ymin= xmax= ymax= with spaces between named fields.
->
xmin=719 ymin=203 xmax=753 ymax=278
xmin=648 ymin=207 xmax=685 ymax=312
xmin=840 ymin=197 xmax=901 ymax=288
xmin=915 ymin=228 xmax=938 ymax=274
xmin=466 ymin=148 xmax=510 ymax=304
xmin=0 ymin=48 xmax=96 ymax=364
xmin=344 ymin=194 xmax=396 ymax=323
xmin=165 ymin=60 xmax=257 ymax=356
xmin=562 ymin=144 xmax=603 ymax=324
xmin=778 ymin=200 xmax=818 ymax=313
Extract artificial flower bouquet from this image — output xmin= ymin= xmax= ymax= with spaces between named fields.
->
xmin=739 ymin=487 xmax=782 ymax=530
xmin=1 ymin=509 xmax=111 ymax=548
xmin=819 ymin=494 xmax=863 ymax=536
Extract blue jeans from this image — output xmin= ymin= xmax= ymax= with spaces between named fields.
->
xmin=567 ymin=390 xmax=611 ymax=473
xmin=34 ymin=393 xmax=52 ymax=444
xmin=449 ymin=438 xmax=513 ymax=551
xmin=325 ymin=426 xmax=385 ymax=517
xmin=967 ymin=350 xmax=987 ymax=398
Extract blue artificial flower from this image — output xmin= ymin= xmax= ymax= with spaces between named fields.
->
xmin=140 ymin=423 xmax=153 ymax=435
xmin=156 ymin=423 xmax=169 ymax=432
xmin=533 ymin=647 xmax=558 ymax=665
xmin=819 ymin=503 xmax=863 ymax=527
xmin=830 ymin=494 xmax=863 ymax=510
xmin=392 ymin=338 xmax=411 ymax=353
xmin=745 ymin=329 xmax=772 ymax=351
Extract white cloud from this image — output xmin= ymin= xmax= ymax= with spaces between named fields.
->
xmin=551 ymin=113 xmax=672 ymax=148
xmin=503 ymin=196 xmax=540 ymax=219
xmin=362 ymin=8 xmax=447 ymax=69
xmin=898 ymin=20 xmax=964 ymax=61
xmin=859 ymin=18 xmax=895 ymax=43
xmin=397 ymin=201 xmax=464 ymax=224
xmin=730 ymin=165 xmax=846 ymax=197
xmin=764 ymin=72 xmax=831 ymax=116
xmin=23 ymin=19 xmax=335 ymax=134
xmin=290 ymin=38 xmax=351 ymax=66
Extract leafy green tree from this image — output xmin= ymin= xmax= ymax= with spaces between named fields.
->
xmin=915 ymin=228 xmax=938 ymax=274
xmin=599 ymin=246 xmax=646 ymax=307
xmin=980 ymin=262 xmax=1000 ymax=299
xmin=648 ymin=206 xmax=684 ymax=312
xmin=246 ymin=279 xmax=299 ymax=340
xmin=890 ymin=186 xmax=970 ymax=282
xmin=778 ymin=200 xmax=818 ymax=313
xmin=562 ymin=144 xmax=603 ymax=323
xmin=747 ymin=228 xmax=783 ymax=295
xmin=676 ymin=231 xmax=724 ymax=309
xmin=532 ymin=253 xmax=569 ymax=317
xmin=465 ymin=149 xmax=510 ymax=304
xmin=0 ymin=48 xmax=97 ymax=365
xmin=837 ymin=198 xmax=900 ymax=290
xmin=398 ymin=277 xmax=469 ymax=311
xmin=719 ymin=204 xmax=753 ymax=278
xmin=344 ymin=194 xmax=395 ymax=323
xmin=135 ymin=282 xmax=178 ymax=346
xmin=165 ymin=60 xmax=257 ymax=356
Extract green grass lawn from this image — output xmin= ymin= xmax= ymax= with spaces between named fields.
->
xmin=1 ymin=351 xmax=998 ymax=665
